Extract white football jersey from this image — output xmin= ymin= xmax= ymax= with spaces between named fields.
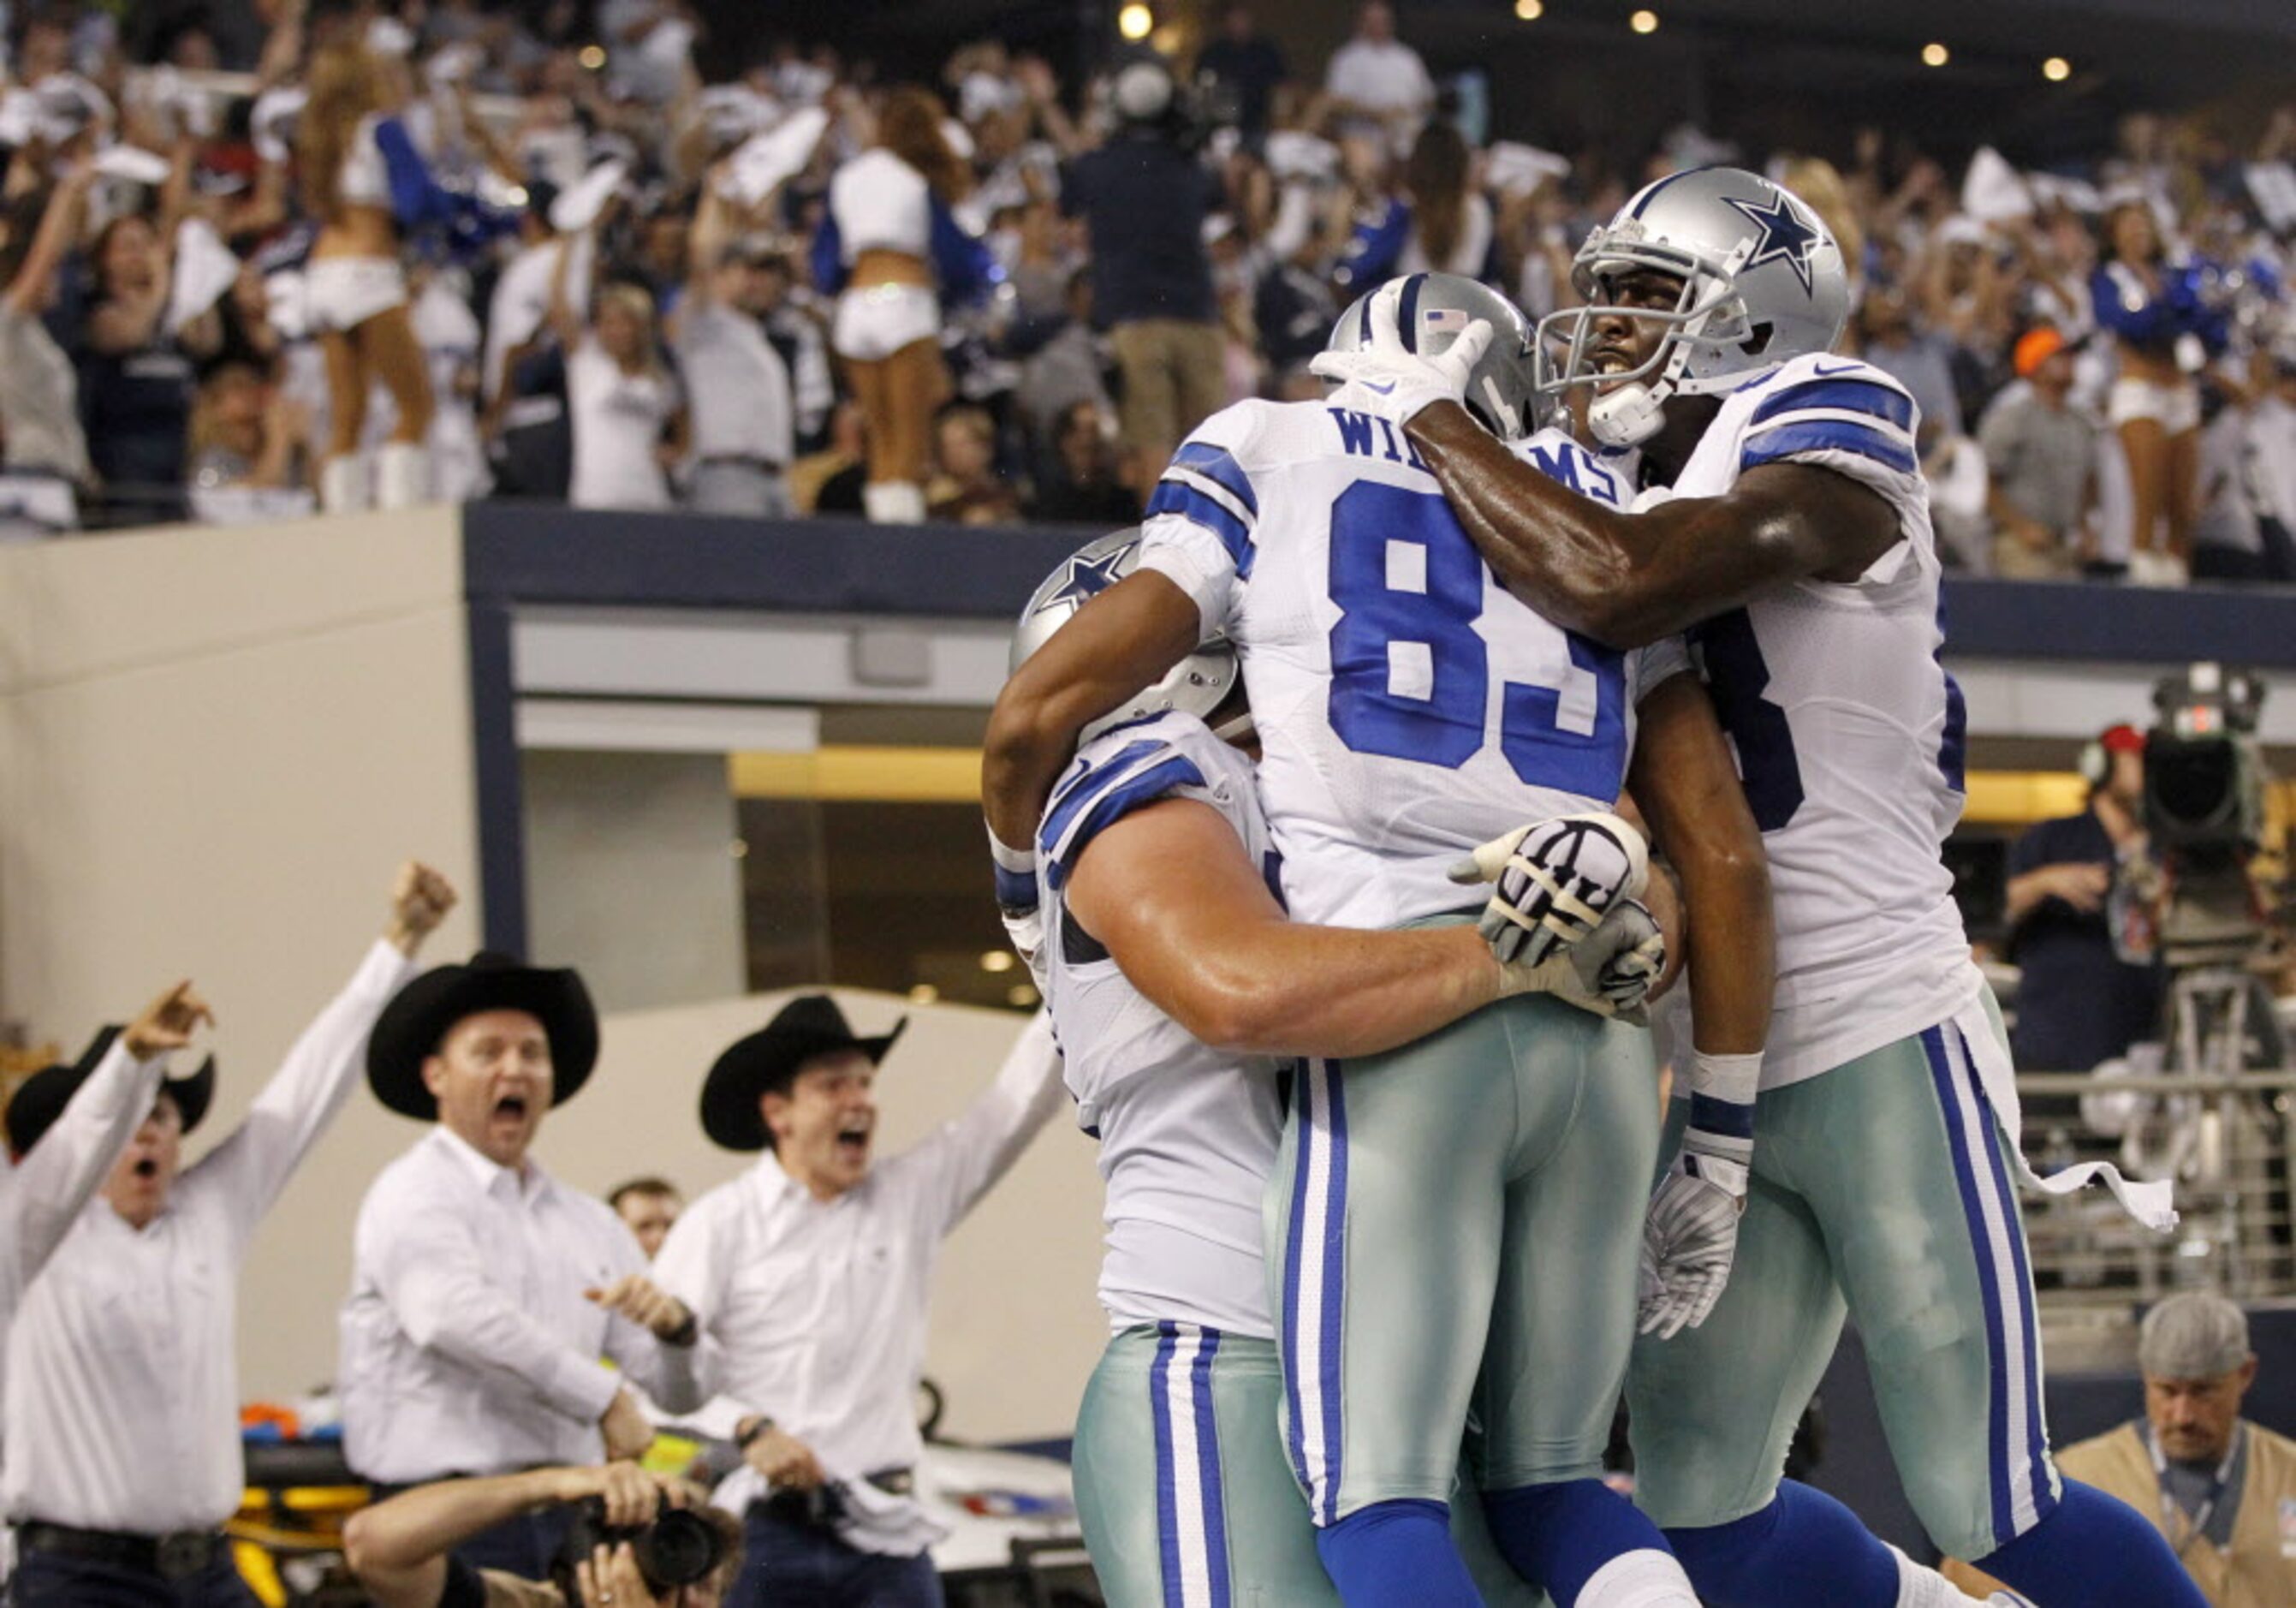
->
xmin=1036 ymin=711 xmax=1288 ymax=1340
xmin=1664 ymin=351 xmax=1981 ymax=1087
xmin=1138 ymin=391 xmax=1682 ymax=930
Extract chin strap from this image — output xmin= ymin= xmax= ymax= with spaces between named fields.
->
xmin=1588 ymin=382 xmax=1669 ymax=448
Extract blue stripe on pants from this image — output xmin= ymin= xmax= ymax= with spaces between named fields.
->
xmin=1193 ymin=1330 xmax=1233 ymax=1608
xmin=1279 ymin=1058 xmax=1349 ymax=1527
xmin=1149 ymin=1322 xmax=1235 ymax=1607
xmin=1152 ymin=1321 xmax=1186 ymax=1605
xmin=1921 ymin=1024 xmax=2019 ymax=1549
xmin=1957 ymin=1025 xmax=2059 ymax=1528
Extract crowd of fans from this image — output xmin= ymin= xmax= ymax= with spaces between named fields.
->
xmin=0 ymin=0 xmax=2291 ymax=582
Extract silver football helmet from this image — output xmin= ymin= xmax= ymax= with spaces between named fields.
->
xmin=1009 ymin=529 xmax=1242 ymax=745
xmin=1329 ymin=272 xmax=1546 ymax=440
xmin=1538 ymin=166 xmax=1851 ymax=449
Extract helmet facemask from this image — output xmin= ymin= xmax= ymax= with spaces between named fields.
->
xmin=1535 ymin=231 xmax=1766 ymax=448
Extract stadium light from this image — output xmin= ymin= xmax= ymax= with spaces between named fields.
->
xmin=1514 ymin=0 xmax=1544 ymax=19
xmin=1630 ymin=9 xmax=1659 ymax=33
xmin=2043 ymin=56 xmax=2072 ymax=80
xmin=1117 ymin=3 xmax=1154 ymax=40
xmin=1921 ymin=41 xmax=1950 ymax=67
xmin=980 ymin=950 xmax=1017 ymax=974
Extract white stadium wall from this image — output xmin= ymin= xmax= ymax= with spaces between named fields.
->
xmin=0 ymin=508 xmax=486 ymax=1403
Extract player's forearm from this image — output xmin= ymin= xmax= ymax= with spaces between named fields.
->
xmin=1407 ymin=403 xmax=1651 ymax=643
xmin=1175 ymin=920 xmax=1502 ymax=1060
xmin=982 ymin=572 xmax=1204 ymax=849
xmin=1676 ymin=835 xmax=1773 ymax=1057
xmin=983 ymin=678 xmax=1109 ymax=852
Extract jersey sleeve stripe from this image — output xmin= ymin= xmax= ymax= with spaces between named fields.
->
xmin=1750 ymin=376 xmax=1916 ymax=432
xmin=1041 ymin=738 xmax=1166 ymax=855
xmin=1163 ymin=465 xmax=1257 ymax=529
xmin=1746 ymin=407 xmax=1914 ymax=447
xmin=1043 ymin=754 xmax=1211 ymax=890
xmin=1740 ymin=418 xmax=1918 ymax=477
xmin=1145 ymin=479 xmax=1255 ymax=575
xmin=1169 ymin=441 xmax=1260 ymax=518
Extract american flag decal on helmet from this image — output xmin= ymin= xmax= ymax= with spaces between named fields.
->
xmin=1424 ymin=307 xmax=1470 ymax=334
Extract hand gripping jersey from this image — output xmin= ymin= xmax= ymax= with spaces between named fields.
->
xmin=1137 ymin=391 xmax=1680 ymax=930
xmin=1663 ymin=351 xmax=1979 ymax=1087
xmin=1038 ymin=711 xmax=1288 ymax=1340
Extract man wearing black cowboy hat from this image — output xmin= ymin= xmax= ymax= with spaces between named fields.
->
xmin=0 ymin=981 xmax=209 ymax=1453
xmin=651 ymin=996 xmax=1065 ymax=1608
xmin=3 ymin=861 xmax=455 ymax=1608
xmin=340 ymin=948 xmax=712 ymax=1581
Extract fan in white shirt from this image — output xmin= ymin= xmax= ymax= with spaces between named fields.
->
xmin=0 ymin=985 xmax=207 ymax=1453
xmin=651 ymin=995 xmax=1066 ymax=1608
xmin=2 ymin=862 xmax=455 ymax=1608
xmin=340 ymin=947 xmax=711 ymax=1583
xmin=675 ymin=176 xmax=795 ymax=519
xmin=1323 ymin=1 xmax=1434 ymax=153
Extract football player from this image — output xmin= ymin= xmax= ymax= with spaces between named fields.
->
xmin=985 ymin=274 xmax=1776 ymax=1608
xmin=1012 ymin=533 xmax=1655 ymax=1608
xmin=1313 ymin=169 xmax=2195 ymax=1608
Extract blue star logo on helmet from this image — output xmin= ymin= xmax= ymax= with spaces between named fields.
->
xmin=1722 ymin=189 xmax=1822 ymax=296
xmin=1047 ymin=540 xmax=1137 ymax=607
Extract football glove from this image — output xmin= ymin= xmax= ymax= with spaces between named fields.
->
xmin=1639 ymin=1050 xmax=1761 ymax=1339
xmin=1496 ymin=897 xmax=1665 ymax=1025
xmin=1309 ymin=279 xmax=1495 ymax=425
xmin=1450 ymin=812 xmax=1650 ymax=970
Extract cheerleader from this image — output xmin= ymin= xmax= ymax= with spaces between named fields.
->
xmin=2092 ymin=200 xmax=2228 ymax=584
xmin=298 ymin=37 xmax=436 ymax=512
xmin=812 ymin=88 xmax=995 ymax=523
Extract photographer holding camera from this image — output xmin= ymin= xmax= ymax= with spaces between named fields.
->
xmin=345 ymin=1464 xmax=742 ymax=1608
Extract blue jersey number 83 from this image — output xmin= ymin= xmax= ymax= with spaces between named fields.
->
xmin=1326 ymin=482 xmax=1627 ymax=798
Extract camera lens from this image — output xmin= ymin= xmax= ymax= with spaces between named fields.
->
xmin=633 ymin=1508 xmax=721 ymax=1587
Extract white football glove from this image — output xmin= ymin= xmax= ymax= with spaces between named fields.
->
xmin=1496 ymin=897 xmax=1665 ymax=1025
xmin=1638 ymin=1157 xmax=1746 ymax=1339
xmin=1449 ymin=812 xmax=1650 ymax=970
xmin=1308 ymin=279 xmax=1495 ymax=425
xmin=1639 ymin=1049 xmax=1759 ymax=1339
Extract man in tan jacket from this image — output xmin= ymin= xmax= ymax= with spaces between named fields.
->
xmin=1949 ymin=1292 xmax=2296 ymax=1606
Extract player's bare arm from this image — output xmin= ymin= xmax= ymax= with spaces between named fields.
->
xmin=1627 ymin=675 xmax=1773 ymax=1057
xmin=1404 ymin=408 xmax=1900 ymax=650
xmin=1065 ymin=795 xmax=1509 ymax=1060
xmin=981 ymin=569 xmax=1200 ymax=850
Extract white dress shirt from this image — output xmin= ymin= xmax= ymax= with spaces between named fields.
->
xmin=651 ymin=1013 xmax=1064 ymax=1552
xmin=1 ymin=939 xmax=414 ymax=1531
xmin=0 ymin=1035 xmax=164 ymax=1450
xmin=1323 ymin=38 xmax=1434 ymax=118
xmin=339 ymin=1128 xmax=707 ymax=1485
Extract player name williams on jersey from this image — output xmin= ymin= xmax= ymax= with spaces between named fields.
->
xmin=1137 ymin=389 xmax=1683 ymax=932
xmin=1664 ymin=351 xmax=1979 ymax=1087
xmin=1037 ymin=711 xmax=1288 ymax=1340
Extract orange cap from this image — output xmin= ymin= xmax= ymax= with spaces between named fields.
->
xmin=2014 ymin=326 xmax=2067 ymax=378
